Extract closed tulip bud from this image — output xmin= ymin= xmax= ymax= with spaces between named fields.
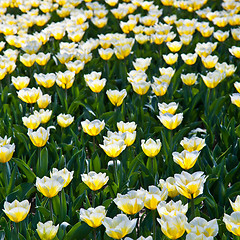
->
xmin=80 ymin=206 xmax=106 ymax=228
xmin=157 ymin=200 xmax=188 ymax=217
xmin=106 ymin=89 xmax=127 ymax=106
xmin=117 ymin=121 xmax=137 ymax=133
xmin=37 ymin=94 xmax=51 ymax=109
xmin=102 ymin=214 xmax=137 ymax=239
xmin=157 ymin=213 xmax=187 ymax=239
xmin=3 ymin=199 xmax=30 ymax=223
xmin=172 ymin=150 xmax=200 ymax=170
xmin=36 ymin=176 xmax=65 ymax=198
xmin=100 ymin=139 xmax=126 ymax=158
xmin=142 ymin=186 xmax=168 ymax=210
xmin=163 ymin=53 xmax=178 ymax=65
xmin=180 ymin=136 xmax=206 ymax=152
xmin=131 ymin=81 xmax=150 ymax=95
xmin=11 ymin=76 xmax=30 ymax=90
xmin=141 ymin=138 xmax=161 ymax=158
xmin=181 ymin=73 xmax=198 ymax=86
xmin=28 ymin=126 xmax=54 ymax=147
xmin=201 ymin=55 xmax=218 ymax=69
xmin=158 ymin=177 xmax=179 ymax=198
xmin=81 ymin=119 xmax=105 ymax=136
xmin=174 ymin=171 xmax=207 ymax=199
xmin=114 ymin=190 xmax=145 ymax=215
xmin=123 ymin=131 xmax=136 ymax=146
xmin=50 ymin=168 xmax=74 ymax=187
xmin=0 ymin=143 xmax=15 ymax=163
xmin=57 ymin=113 xmax=74 ymax=128
xmin=158 ymin=102 xmax=178 ymax=114
xmin=158 ymin=112 xmax=183 ymax=130
xmin=98 ymin=48 xmax=114 ymax=60
xmin=185 ymin=217 xmax=218 ymax=239
xmin=37 ymin=221 xmax=59 ymax=240
xmin=229 ymin=46 xmax=240 ymax=58
xmin=34 ymin=109 xmax=52 ymax=124
xmin=81 ymin=171 xmax=109 ymax=191
xmin=22 ymin=115 xmax=41 ymax=130
xmin=18 ymin=87 xmax=42 ymax=104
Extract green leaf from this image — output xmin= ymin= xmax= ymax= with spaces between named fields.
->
xmin=65 ymin=222 xmax=92 ymax=240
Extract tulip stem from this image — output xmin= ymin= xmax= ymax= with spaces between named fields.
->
xmin=92 ymin=190 xmax=95 ymax=207
xmin=93 ymin=136 xmax=96 ymax=153
xmin=16 ymin=222 xmax=19 ymax=240
xmin=153 ymin=210 xmax=156 ymax=240
xmin=114 ymin=158 xmax=119 ymax=186
xmin=191 ymin=195 xmax=195 ymax=220
xmin=65 ymin=88 xmax=68 ymax=110
xmin=93 ymin=228 xmax=97 ymax=240
xmin=49 ymin=198 xmax=54 ymax=223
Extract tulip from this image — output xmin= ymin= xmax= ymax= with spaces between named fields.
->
xmin=20 ymin=53 xmax=36 ymax=67
xmin=22 ymin=115 xmax=41 ymax=130
xmin=151 ymin=82 xmax=169 ymax=96
xmin=98 ymin=48 xmax=114 ymax=60
xmin=86 ymin=78 xmax=107 ymax=93
xmin=34 ymin=109 xmax=52 ymax=124
xmin=201 ymin=55 xmax=218 ymax=69
xmin=28 ymin=126 xmax=54 ymax=147
xmin=37 ymin=221 xmax=59 ymax=240
xmin=106 ymin=89 xmax=127 ymax=106
xmin=50 ymin=168 xmax=74 ymax=188
xmin=157 ymin=200 xmax=188 ymax=217
xmin=81 ymin=119 xmax=105 ymax=136
xmin=37 ymin=94 xmax=51 ymax=109
xmin=131 ymin=81 xmax=150 ymax=95
xmin=158 ymin=177 xmax=179 ymax=198
xmin=65 ymin=60 xmax=85 ymax=74
xmin=0 ymin=143 xmax=15 ymax=163
xmin=180 ymin=136 xmax=206 ymax=152
xmin=235 ymin=82 xmax=240 ymax=93
xmin=159 ymin=67 xmax=175 ymax=78
xmin=57 ymin=113 xmax=74 ymax=128
xmin=36 ymin=176 xmax=65 ymax=198
xmin=56 ymin=70 xmax=75 ymax=89
xmin=0 ymin=136 xmax=11 ymax=146
xmin=213 ymin=30 xmax=229 ymax=42
xmin=123 ymin=131 xmax=136 ymax=146
xmin=100 ymin=139 xmax=126 ymax=158
xmin=157 ymin=213 xmax=187 ymax=239
xmin=158 ymin=112 xmax=183 ymax=130
xmin=158 ymin=102 xmax=178 ymax=114
xmin=18 ymin=87 xmax=42 ymax=104
xmin=11 ymin=76 xmax=30 ymax=90
xmin=223 ymin=212 xmax=240 ymax=236
xmin=141 ymin=138 xmax=161 ymax=158
xmin=181 ymin=53 xmax=198 ymax=65
xmin=180 ymin=34 xmax=193 ymax=45
xmin=215 ymin=62 xmax=236 ymax=77
xmin=81 ymin=171 xmax=109 ymax=191
xmin=229 ymin=46 xmax=240 ymax=58
xmin=230 ymin=93 xmax=240 ymax=108
xmin=117 ymin=121 xmax=137 ymax=133
xmin=142 ymin=186 xmax=168 ymax=210
xmin=166 ymin=41 xmax=182 ymax=52
xmin=163 ymin=53 xmax=178 ymax=65
xmin=114 ymin=190 xmax=145 ymax=215
xmin=181 ymin=73 xmax=198 ymax=86
xmin=132 ymin=57 xmax=152 ymax=71
xmin=172 ymin=150 xmax=200 ymax=170
xmin=230 ymin=195 xmax=240 ymax=212
xmin=102 ymin=214 xmax=137 ymax=239
xmin=185 ymin=217 xmax=218 ymax=239
xmin=3 ymin=199 xmax=30 ymax=223
xmin=174 ymin=171 xmax=207 ymax=199
xmin=80 ymin=206 xmax=106 ymax=228
xmin=125 ymin=237 xmax=152 ymax=240
xmin=34 ymin=73 xmax=56 ymax=88
xmin=36 ymin=52 xmax=51 ymax=66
